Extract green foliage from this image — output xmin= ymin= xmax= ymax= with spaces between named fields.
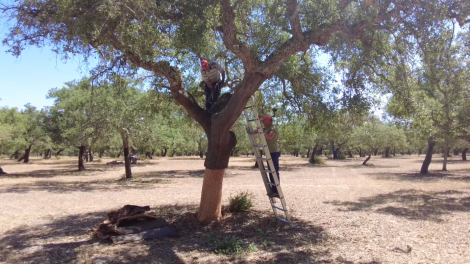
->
xmin=309 ymin=156 xmax=324 ymax=164
xmin=214 ymin=237 xmax=244 ymax=255
xmin=228 ymin=191 xmax=254 ymax=212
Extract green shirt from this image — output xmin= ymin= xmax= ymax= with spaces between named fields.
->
xmin=264 ymin=125 xmax=279 ymax=153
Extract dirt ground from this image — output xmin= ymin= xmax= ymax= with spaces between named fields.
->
xmin=0 ymin=154 xmax=469 ymax=264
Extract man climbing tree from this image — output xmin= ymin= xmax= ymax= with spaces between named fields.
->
xmin=201 ymin=60 xmax=225 ymax=110
xmin=2 ymin=0 xmax=469 ymax=223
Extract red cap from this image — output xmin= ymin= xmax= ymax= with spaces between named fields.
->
xmin=201 ymin=60 xmax=209 ymax=69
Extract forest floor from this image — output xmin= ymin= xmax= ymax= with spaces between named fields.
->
xmin=0 ymin=154 xmax=469 ymax=264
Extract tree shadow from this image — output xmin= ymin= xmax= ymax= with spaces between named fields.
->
xmin=0 ymin=204 xmax=356 ymax=264
xmin=133 ymin=169 xmax=205 ymax=179
xmin=326 ymin=189 xmax=470 ymax=222
xmin=371 ymin=170 xmax=470 ymax=182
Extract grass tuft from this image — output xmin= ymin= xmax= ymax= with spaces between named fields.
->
xmin=228 ymin=191 xmax=254 ymax=212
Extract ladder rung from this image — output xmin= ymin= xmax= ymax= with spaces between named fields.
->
xmin=245 ymin=105 xmax=253 ymax=109
xmin=267 ymin=182 xmax=278 ymax=186
xmin=248 ymin=119 xmax=258 ymax=122
xmin=253 ymin=144 xmax=265 ymax=147
xmin=276 ymin=217 xmax=289 ymax=223
xmin=273 ymin=205 xmax=286 ymax=211
xmin=257 ymin=157 xmax=269 ymax=161
xmin=263 ymin=169 xmax=272 ymax=173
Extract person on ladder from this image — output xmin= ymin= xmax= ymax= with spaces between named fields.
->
xmin=200 ymin=59 xmax=225 ymax=110
xmin=252 ymin=115 xmax=281 ymax=197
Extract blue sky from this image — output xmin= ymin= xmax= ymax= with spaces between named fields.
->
xmin=0 ymin=44 xmax=92 ymax=110
xmin=0 ymin=16 xmax=93 ymax=110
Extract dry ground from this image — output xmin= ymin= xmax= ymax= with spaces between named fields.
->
xmin=0 ymin=154 xmax=469 ymax=264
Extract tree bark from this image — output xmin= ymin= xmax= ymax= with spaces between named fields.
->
xmin=362 ymin=153 xmax=372 ymax=165
xmin=0 ymin=167 xmax=7 ymax=175
xmin=442 ymin=139 xmax=449 ymax=171
xmin=89 ymin=151 xmax=94 ymax=162
xmin=23 ymin=145 xmax=32 ymax=163
xmin=384 ymin=147 xmax=390 ymax=158
xmin=453 ymin=149 xmax=459 ymax=156
xmin=161 ymin=148 xmax=168 ymax=157
xmin=306 ymin=149 xmax=310 ymax=158
xmin=56 ymin=148 xmax=65 ymax=157
xmin=78 ymin=145 xmax=86 ymax=171
xmin=309 ymin=143 xmax=319 ymax=164
xmin=119 ymin=128 xmax=132 ymax=179
xmin=197 ymin=169 xmax=225 ymax=223
xmin=420 ymin=138 xmax=435 ymax=174
xmin=462 ymin=148 xmax=468 ymax=161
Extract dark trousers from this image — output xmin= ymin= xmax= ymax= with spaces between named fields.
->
xmin=204 ymin=81 xmax=221 ymax=110
xmin=269 ymin=152 xmax=281 ymax=193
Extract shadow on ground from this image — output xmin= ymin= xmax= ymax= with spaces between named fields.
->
xmin=0 ymin=204 xmax=375 ymax=264
xmin=326 ymin=189 xmax=470 ymax=222
xmin=371 ymin=170 xmax=470 ymax=182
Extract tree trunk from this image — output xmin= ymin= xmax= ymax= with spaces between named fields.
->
xmin=78 ymin=145 xmax=86 ymax=171
xmin=374 ymin=149 xmax=378 ymax=156
xmin=162 ymin=148 xmax=168 ymax=157
xmin=384 ymin=147 xmax=390 ymax=158
xmin=56 ymin=148 xmax=65 ymax=157
xmin=89 ymin=151 xmax=94 ymax=162
xmin=306 ymin=149 xmax=310 ymax=158
xmin=309 ymin=143 xmax=319 ymax=164
xmin=146 ymin=151 xmax=153 ymax=159
xmin=462 ymin=148 xmax=468 ymax=161
xmin=99 ymin=150 xmax=104 ymax=158
xmin=393 ymin=148 xmax=396 ymax=156
xmin=44 ymin=149 xmax=51 ymax=159
xmin=453 ymin=149 xmax=459 ymax=156
xmin=418 ymin=149 xmax=422 ymax=155
xmin=420 ymin=138 xmax=435 ymax=175
xmin=198 ymin=128 xmax=236 ymax=223
xmin=23 ymin=145 xmax=32 ymax=163
xmin=442 ymin=139 xmax=449 ymax=171
xmin=119 ymin=128 xmax=132 ymax=179
xmin=10 ymin=150 xmax=19 ymax=159
xmin=362 ymin=153 xmax=372 ymax=165
xmin=330 ymin=141 xmax=336 ymax=159
xmin=197 ymin=169 xmax=225 ymax=223
xmin=0 ymin=167 xmax=7 ymax=175
xmin=348 ymin=150 xmax=353 ymax=158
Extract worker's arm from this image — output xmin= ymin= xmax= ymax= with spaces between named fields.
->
xmin=265 ymin=130 xmax=276 ymax=140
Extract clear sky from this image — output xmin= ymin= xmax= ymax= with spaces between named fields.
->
xmin=0 ymin=19 xmax=93 ymax=110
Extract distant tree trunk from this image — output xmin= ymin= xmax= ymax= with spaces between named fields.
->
xmin=309 ymin=143 xmax=319 ymax=164
xmin=119 ymin=128 xmax=132 ymax=179
xmin=330 ymin=141 xmax=337 ymax=159
xmin=384 ymin=147 xmax=390 ymax=158
xmin=393 ymin=148 xmax=396 ymax=156
xmin=56 ymin=148 xmax=65 ymax=157
xmin=146 ymin=151 xmax=153 ymax=159
xmin=453 ymin=149 xmax=459 ymax=156
xmin=161 ymin=148 xmax=168 ymax=157
xmin=462 ymin=148 xmax=468 ymax=161
xmin=78 ymin=145 xmax=86 ymax=171
xmin=10 ymin=150 xmax=19 ymax=159
xmin=116 ymin=151 xmax=122 ymax=158
xmin=362 ymin=153 xmax=372 ymax=165
xmin=348 ymin=150 xmax=353 ymax=158
xmin=99 ymin=150 xmax=104 ymax=158
xmin=0 ymin=167 xmax=7 ymax=175
xmin=89 ymin=151 xmax=94 ymax=162
xmin=306 ymin=149 xmax=310 ymax=158
xmin=374 ymin=149 xmax=378 ymax=156
xmin=418 ymin=149 xmax=422 ymax=156
xmin=44 ymin=149 xmax=51 ymax=159
xmin=19 ymin=145 xmax=32 ymax=163
xmin=420 ymin=138 xmax=435 ymax=174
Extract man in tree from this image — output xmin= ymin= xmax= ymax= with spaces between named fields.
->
xmin=252 ymin=115 xmax=280 ymax=196
xmin=201 ymin=60 xmax=225 ymax=110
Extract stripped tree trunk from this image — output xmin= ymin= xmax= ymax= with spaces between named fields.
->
xmin=119 ymin=128 xmax=132 ymax=179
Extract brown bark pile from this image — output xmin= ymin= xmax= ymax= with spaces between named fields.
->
xmin=91 ymin=205 xmax=178 ymax=244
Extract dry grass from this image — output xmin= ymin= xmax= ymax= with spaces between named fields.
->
xmin=0 ymin=155 xmax=469 ymax=264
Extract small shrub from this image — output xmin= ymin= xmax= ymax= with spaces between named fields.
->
xmin=309 ymin=156 xmax=324 ymax=164
xmin=95 ymin=158 xmax=102 ymax=162
xmin=214 ymin=237 xmax=244 ymax=255
xmin=228 ymin=191 xmax=254 ymax=212
xmin=325 ymin=154 xmax=333 ymax=159
xmin=0 ymin=155 xmax=7 ymax=159
xmin=55 ymin=156 xmax=61 ymax=160
xmin=338 ymin=153 xmax=346 ymax=160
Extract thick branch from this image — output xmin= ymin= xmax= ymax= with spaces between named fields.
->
xmin=286 ymin=0 xmax=303 ymax=40
xmin=109 ymin=34 xmax=210 ymax=133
